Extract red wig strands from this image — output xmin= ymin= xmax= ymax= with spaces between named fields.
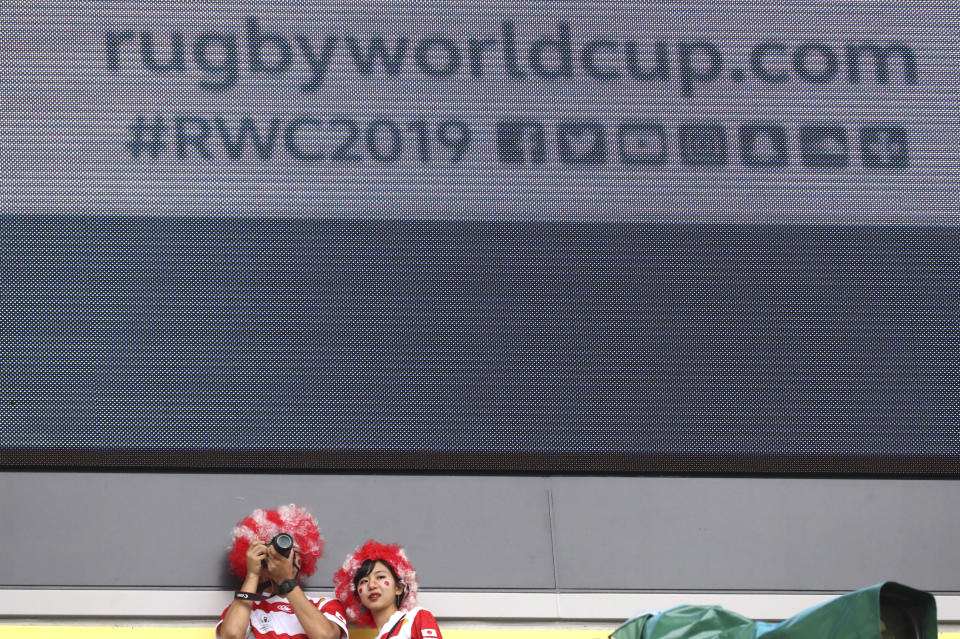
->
xmin=228 ymin=504 xmax=324 ymax=579
xmin=333 ymin=540 xmax=420 ymax=627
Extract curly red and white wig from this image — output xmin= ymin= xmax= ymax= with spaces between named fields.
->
xmin=227 ymin=504 xmax=324 ymax=579
xmin=332 ymin=540 xmax=419 ymax=627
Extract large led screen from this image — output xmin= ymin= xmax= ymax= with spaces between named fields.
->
xmin=1 ymin=0 xmax=958 ymax=473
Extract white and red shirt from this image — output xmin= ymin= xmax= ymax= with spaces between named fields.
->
xmin=217 ymin=594 xmax=349 ymax=639
xmin=375 ymin=607 xmax=442 ymax=639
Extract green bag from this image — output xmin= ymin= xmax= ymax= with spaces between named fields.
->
xmin=611 ymin=583 xmax=936 ymax=639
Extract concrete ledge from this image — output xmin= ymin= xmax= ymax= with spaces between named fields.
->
xmin=2 ymin=590 xmax=960 ymax=622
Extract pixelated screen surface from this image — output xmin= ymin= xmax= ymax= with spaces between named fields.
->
xmin=1 ymin=0 xmax=959 ymax=473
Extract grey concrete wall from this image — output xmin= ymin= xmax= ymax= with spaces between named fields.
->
xmin=1 ymin=473 xmax=958 ymax=592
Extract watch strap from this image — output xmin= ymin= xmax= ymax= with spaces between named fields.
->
xmin=276 ymin=579 xmax=299 ymax=596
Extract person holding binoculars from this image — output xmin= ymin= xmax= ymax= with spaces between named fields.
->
xmin=217 ymin=504 xmax=348 ymax=639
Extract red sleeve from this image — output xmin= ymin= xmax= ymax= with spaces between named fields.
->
xmin=215 ymin=604 xmax=230 ymax=637
xmin=412 ymin=608 xmax=442 ymax=639
xmin=318 ymin=598 xmax=350 ymax=638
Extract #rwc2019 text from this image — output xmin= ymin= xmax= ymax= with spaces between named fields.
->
xmin=126 ymin=115 xmax=911 ymax=169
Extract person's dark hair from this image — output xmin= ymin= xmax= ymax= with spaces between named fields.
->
xmin=353 ymin=558 xmax=407 ymax=608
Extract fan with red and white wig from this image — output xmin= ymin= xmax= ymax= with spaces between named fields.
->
xmin=332 ymin=539 xmax=420 ymax=627
xmin=227 ymin=504 xmax=324 ymax=579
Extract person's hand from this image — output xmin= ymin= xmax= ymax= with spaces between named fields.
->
xmin=265 ymin=545 xmax=298 ymax=582
xmin=246 ymin=540 xmax=268 ymax=578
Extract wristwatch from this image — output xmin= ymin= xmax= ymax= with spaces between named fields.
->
xmin=276 ymin=579 xmax=299 ymax=596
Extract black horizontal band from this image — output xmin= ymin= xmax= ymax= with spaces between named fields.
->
xmin=235 ymin=591 xmax=267 ymax=601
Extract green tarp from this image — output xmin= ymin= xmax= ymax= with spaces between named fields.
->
xmin=611 ymin=583 xmax=936 ymax=639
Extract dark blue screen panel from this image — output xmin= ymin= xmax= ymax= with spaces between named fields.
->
xmin=2 ymin=218 xmax=958 ymax=473
xmin=2 ymin=0 xmax=960 ymax=472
